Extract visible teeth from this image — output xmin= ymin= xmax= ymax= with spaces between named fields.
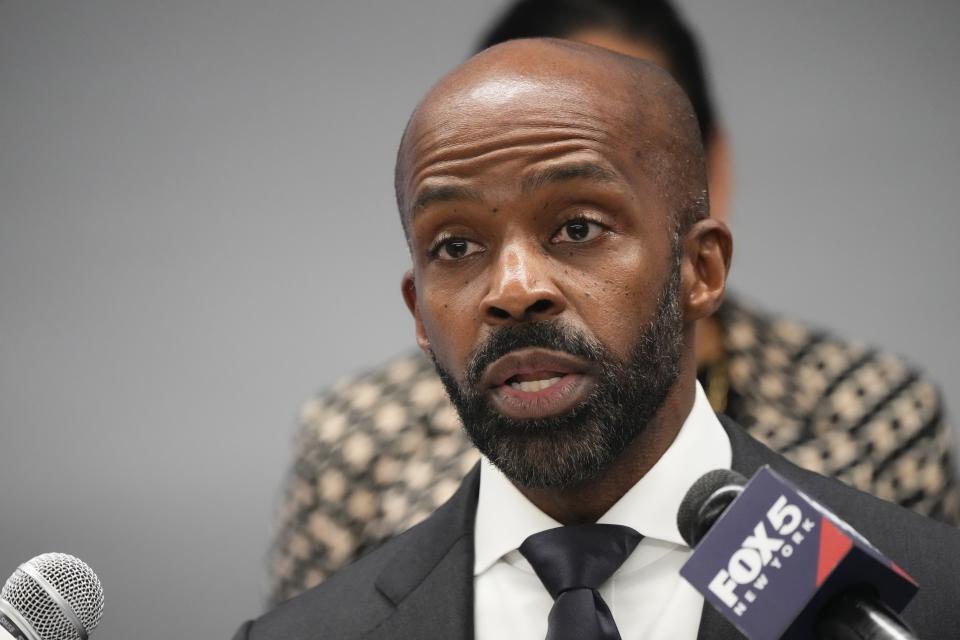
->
xmin=509 ymin=377 xmax=562 ymax=392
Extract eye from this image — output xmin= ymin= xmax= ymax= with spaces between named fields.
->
xmin=430 ymin=237 xmax=484 ymax=261
xmin=552 ymin=218 xmax=605 ymax=244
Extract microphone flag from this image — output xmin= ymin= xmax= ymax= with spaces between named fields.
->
xmin=679 ymin=465 xmax=918 ymax=640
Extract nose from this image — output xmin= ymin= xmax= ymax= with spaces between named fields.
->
xmin=480 ymin=241 xmax=566 ymax=324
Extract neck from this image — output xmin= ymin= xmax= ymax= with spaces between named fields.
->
xmin=515 ymin=372 xmax=697 ymax=525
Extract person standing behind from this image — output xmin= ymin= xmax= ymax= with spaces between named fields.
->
xmin=267 ymin=0 xmax=958 ymax=605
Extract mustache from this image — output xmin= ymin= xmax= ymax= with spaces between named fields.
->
xmin=465 ymin=322 xmax=605 ymax=387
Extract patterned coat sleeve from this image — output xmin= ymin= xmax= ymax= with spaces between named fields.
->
xmin=266 ymin=353 xmax=475 ymax=605
xmin=808 ymin=367 xmax=960 ymax=525
xmin=722 ymin=298 xmax=960 ymax=526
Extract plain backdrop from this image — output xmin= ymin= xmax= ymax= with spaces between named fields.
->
xmin=1 ymin=1 xmax=958 ymax=638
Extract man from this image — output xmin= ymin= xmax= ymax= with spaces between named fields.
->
xmin=235 ymin=39 xmax=960 ymax=639
xmin=268 ymin=0 xmax=958 ymax=605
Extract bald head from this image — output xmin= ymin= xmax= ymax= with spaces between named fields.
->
xmin=395 ymin=38 xmax=708 ymax=234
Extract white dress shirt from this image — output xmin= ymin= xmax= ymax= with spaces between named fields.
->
xmin=473 ymin=382 xmax=732 ymax=640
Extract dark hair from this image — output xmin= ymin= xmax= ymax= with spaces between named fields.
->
xmin=477 ymin=0 xmax=717 ymax=145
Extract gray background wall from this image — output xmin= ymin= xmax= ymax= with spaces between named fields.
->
xmin=1 ymin=1 xmax=958 ymax=638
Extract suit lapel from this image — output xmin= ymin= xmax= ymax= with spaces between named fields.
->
xmin=365 ymin=466 xmax=480 ymax=640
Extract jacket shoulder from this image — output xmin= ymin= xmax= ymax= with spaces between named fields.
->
xmin=241 ymin=532 xmax=403 ymax=639
xmin=243 ymin=465 xmax=479 ymax=640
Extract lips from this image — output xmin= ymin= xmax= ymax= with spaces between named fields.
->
xmin=480 ymin=348 xmax=597 ymax=420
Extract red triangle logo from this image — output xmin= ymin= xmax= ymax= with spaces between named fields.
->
xmin=816 ymin=517 xmax=852 ymax=587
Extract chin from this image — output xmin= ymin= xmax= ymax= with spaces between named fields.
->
xmin=473 ymin=416 xmax=638 ymax=489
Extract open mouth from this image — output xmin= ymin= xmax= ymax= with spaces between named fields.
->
xmin=481 ymin=348 xmax=598 ymax=419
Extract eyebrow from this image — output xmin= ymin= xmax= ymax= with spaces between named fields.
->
xmin=520 ymin=162 xmax=621 ymax=193
xmin=411 ymin=184 xmax=484 ymax=215
xmin=409 ymin=162 xmax=622 ymax=218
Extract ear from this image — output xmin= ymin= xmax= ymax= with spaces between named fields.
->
xmin=680 ymin=218 xmax=732 ymax=322
xmin=706 ymin=128 xmax=734 ymax=225
xmin=401 ymin=270 xmax=431 ymax=353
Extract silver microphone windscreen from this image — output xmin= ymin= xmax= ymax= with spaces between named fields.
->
xmin=0 ymin=553 xmax=103 ymax=640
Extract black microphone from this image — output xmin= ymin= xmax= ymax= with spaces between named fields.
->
xmin=0 ymin=553 xmax=104 ymax=640
xmin=677 ymin=466 xmax=918 ymax=640
xmin=677 ymin=468 xmax=748 ymax=548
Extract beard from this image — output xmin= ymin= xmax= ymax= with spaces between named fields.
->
xmin=431 ymin=252 xmax=684 ymax=489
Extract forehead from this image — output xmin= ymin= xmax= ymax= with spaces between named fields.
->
xmin=401 ymin=74 xmax=650 ymax=214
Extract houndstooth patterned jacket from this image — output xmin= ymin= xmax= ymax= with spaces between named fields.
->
xmin=266 ymin=297 xmax=959 ymax=605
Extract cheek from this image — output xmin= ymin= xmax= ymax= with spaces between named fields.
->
xmin=419 ymin=277 xmax=485 ymax=377
xmin=562 ymin=244 xmax=667 ymax=360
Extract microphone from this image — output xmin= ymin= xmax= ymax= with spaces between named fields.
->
xmin=677 ymin=468 xmax=747 ymax=548
xmin=0 ymin=554 xmax=104 ymax=640
xmin=677 ymin=466 xmax=918 ymax=640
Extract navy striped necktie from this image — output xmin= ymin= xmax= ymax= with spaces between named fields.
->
xmin=519 ymin=524 xmax=643 ymax=640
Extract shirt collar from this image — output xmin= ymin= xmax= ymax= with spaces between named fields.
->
xmin=473 ymin=382 xmax=732 ymax=575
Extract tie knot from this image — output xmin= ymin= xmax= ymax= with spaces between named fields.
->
xmin=519 ymin=524 xmax=642 ymax=598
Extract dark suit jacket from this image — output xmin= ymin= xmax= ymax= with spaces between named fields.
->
xmin=234 ymin=416 xmax=960 ymax=639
